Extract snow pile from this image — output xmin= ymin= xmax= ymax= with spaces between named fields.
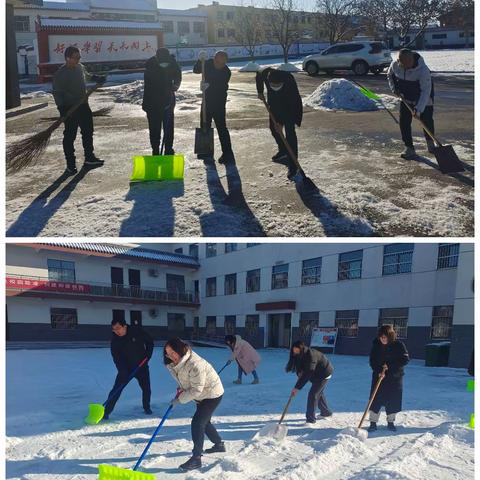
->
xmin=20 ymin=90 xmax=52 ymax=100
xmin=277 ymin=63 xmax=301 ymax=72
xmin=304 ymin=79 xmax=378 ymax=111
xmin=239 ymin=61 xmax=262 ymax=72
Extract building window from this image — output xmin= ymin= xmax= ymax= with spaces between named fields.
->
xmin=432 ymin=33 xmax=447 ymax=39
xmin=206 ymin=243 xmax=217 ymax=258
xmin=225 ymin=315 xmax=236 ymax=335
xmin=166 ymin=274 xmax=185 ymax=292
xmin=245 ymin=314 xmax=259 ymax=336
xmin=14 ymin=16 xmax=30 ymax=32
xmin=338 ymin=250 xmax=363 ymax=280
xmin=168 ymin=313 xmax=185 ymax=331
xmin=162 ymin=20 xmax=174 ymax=33
xmin=206 ymin=277 xmax=216 ymax=297
xmin=379 ymin=308 xmax=409 ymax=339
xmin=299 ymin=312 xmax=319 ymax=341
xmin=335 ymin=310 xmax=359 ymax=337
xmin=193 ymin=21 xmax=205 ymax=34
xmin=272 ymin=264 xmax=288 ymax=289
xmin=226 ymin=11 xmax=234 ymax=20
xmin=47 ymin=259 xmax=76 ymax=283
xmin=246 ymin=268 xmax=261 ymax=293
xmin=189 ymin=243 xmax=199 ymax=259
xmin=225 ymin=273 xmax=237 ymax=295
xmin=206 ymin=316 xmax=216 ymax=336
xmin=437 ymin=243 xmax=459 ymax=269
xmin=431 ymin=306 xmax=454 ymax=339
xmin=225 ymin=243 xmax=237 ymax=253
xmin=51 ymin=308 xmax=77 ymax=329
xmin=383 ymin=243 xmax=414 ymax=275
xmin=217 ymin=28 xmax=225 ymax=38
xmin=247 ymin=243 xmax=260 ymax=247
xmin=177 ymin=21 xmax=190 ymax=35
xmin=301 ymin=257 xmax=322 ymax=285
xmin=174 ymin=247 xmax=183 ymax=254
xmin=227 ymin=28 xmax=235 ymax=37
xmin=112 ymin=310 xmax=125 ymax=324
xmin=217 ymin=11 xmax=224 ymax=20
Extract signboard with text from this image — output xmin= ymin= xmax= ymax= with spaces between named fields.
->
xmin=6 ymin=277 xmax=91 ymax=294
xmin=310 ymin=327 xmax=338 ymax=352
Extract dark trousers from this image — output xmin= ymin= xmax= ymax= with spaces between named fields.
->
xmin=191 ymin=395 xmax=223 ymax=457
xmin=201 ymin=103 xmax=232 ymax=154
xmin=306 ymin=378 xmax=332 ymax=422
xmin=400 ymin=103 xmax=435 ymax=148
xmin=269 ymin=117 xmax=297 ymax=169
xmin=237 ymin=363 xmax=258 ymax=380
xmin=146 ymin=95 xmax=176 ymax=155
xmin=104 ymin=366 xmax=151 ymax=416
xmin=60 ymin=103 xmax=94 ymax=168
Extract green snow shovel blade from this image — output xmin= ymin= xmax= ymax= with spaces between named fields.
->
xmin=85 ymin=403 xmax=105 ymax=425
xmin=98 ymin=464 xmax=155 ymax=480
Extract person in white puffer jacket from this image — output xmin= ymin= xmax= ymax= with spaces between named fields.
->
xmin=164 ymin=337 xmax=225 ymax=471
xmin=387 ymin=48 xmax=435 ymax=160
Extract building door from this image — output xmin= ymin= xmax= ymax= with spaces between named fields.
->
xmin=168 ymin=313 xmax=185 ymax=336
xmin=112 ymin=309 xmax=125 ymax=325
xmin=130 ymin=310 xmax=142 ymax=327
xmin=111 ymin=267 xmax=124 ymax=296
xmin=128 ymin=269 xmax=141 ymax=297
xmin=267 ymin=313 xmax=292 ymax=348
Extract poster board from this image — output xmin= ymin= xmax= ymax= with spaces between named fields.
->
xmin=310 ymin=327 xmax=338 ymax=353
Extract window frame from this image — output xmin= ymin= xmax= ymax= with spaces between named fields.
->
xmin=206 ymin=277 xmax=217 ymax=297
xmin=338 ymin=250 xmax=363 ymax=281
xmin=246 ymin=268 xmax=261 ymax=293
xmin=431 ymin=305 xmax=454 ymax=339
xmin=382 ymin=243 xmax=414 ymax=276
xmin=335 ymin=310 xmax=359 ymax=337
xmin=378 ymin=307 xmax=409 ymax=339
xmin=271 ymin=263 xmax=289 ymax=289
xmin=301 ymin=257 xmax=322 ymax=285
xmin=51 ymin=307 xmax=78 ymax=330
xmin=224 ymin=273 xmax=237 ymax=295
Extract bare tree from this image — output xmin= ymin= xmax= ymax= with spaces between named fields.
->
xmin=234 ymin=2 xmax=263 ymax=60
xmin=269 ymin=0 xmax=302 ymax=64
xmin=317 ymin=0 xmax=361 ymax=44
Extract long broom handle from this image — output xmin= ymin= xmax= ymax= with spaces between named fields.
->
xmin=103 ymin=357 xmax=148 ymax=407
xmin=399 ymin=95 xmax=442 ymax=146
xmin=201 ymin=57 xmax=207 ymax=131
xmin=217 ymin=361 xmax=230 ymax=375
xmin=357 ymin=365 xmax=387 ymax=429
xmin=261 ymin=97 xmax=302 ymax=172
xmin=133 ymin=390 xmax=181 ymax=471
xmin=278 ymin=391 xmax=295 ymax=425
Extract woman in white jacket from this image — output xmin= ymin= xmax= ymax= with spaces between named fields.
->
xmin=164 ymin=337 xmax=225 ymax=471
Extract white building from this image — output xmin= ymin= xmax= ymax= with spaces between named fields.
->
xmin=157 ymin=9 xmax=208 ymax=47
xmin=6 ymin=242 xmax=474 ymax=368
xmin=388 ymin=26 xmax=474 ymax=50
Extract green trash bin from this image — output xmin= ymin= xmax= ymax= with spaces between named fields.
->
xmin=425 ymin=342 xmax=451 ymax=367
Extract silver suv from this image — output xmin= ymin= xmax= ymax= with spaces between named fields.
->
xmin=302 ymin=41 xmax=392 ymax=76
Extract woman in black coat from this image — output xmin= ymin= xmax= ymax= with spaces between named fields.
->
xmin=286 ymin=341 xmax=333 ymax=424
xmin=368 ymin=325 xmax=409 ymax=432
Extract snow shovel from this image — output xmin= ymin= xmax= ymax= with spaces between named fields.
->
xmin=342 ymin=364 xmax=387 ymax=441
xmin=260 ymin=98 xmax=318 ymax=194
xmin=399 ymin=95 xmax=464 ymax=174
xmin=85 ymin=357 xmax=148 ymax=425
xmin=194 ymin=57 xmax=214 ymax=157
xmin=254 ymin=391 xmax=295 ymax=441
xmin=98 ymin=391 xmax=180 ymax=480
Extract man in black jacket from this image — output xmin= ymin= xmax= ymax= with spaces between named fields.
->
xmin=256 ymin=67 xmax=303 ymax=179
xmin=104 ymin=318 xmax=154 ymax=419
xmin=193 ymin=50 xmax=234 ymax=163
xmin=286 ymin=341 xmax=333 ymax=424
xmin=142 ymin=48 xmax=182 ymax=155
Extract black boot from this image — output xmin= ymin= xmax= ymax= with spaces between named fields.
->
xmin=367 ymin=422 xmax=377 ymax=432
xmin=204 ymin=442 xmax=226 ymax=454
xmin=387 ymin=422 xmax=397 ymax=431
xmin=179 ymin=456 xmax=202 ymax=471
xmin=218 ymin=151 xmax=234 ymax=164
xmin=144 ymin=407 xmax=152 ymax=415
xmin=84 ymin=155 xmax=104 ymax=167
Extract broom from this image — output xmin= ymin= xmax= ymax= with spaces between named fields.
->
xmin=6 ymin=82 xmax=103 ymax=174
xmin=39 ymin=105 xmax=114 ymax=122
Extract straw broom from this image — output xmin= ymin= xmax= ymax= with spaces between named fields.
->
xmin=6 ymin=83 xmax=103 ymax=174
xmin=39 ymin=105 xmax=114 ymax=122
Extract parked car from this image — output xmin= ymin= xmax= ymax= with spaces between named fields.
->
xmin=302 ymin=41 xmax=392 ymax=76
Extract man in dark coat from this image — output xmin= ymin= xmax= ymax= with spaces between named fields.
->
xmin=286 ymin=340 xmax=334 ymax=424
xmin=104 ymin=318 xmax=154 ymax=419
xmin=193 ymin=50 xmax=234 ymax=163
xmin=142 ymin=48 xmax=182 ymax=155
xmin=256 ymin=67 xmax=303 ymax=179
xmin=368 ymin=325 xmax=409 ymax=432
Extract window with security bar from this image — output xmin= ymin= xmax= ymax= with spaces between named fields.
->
xmin=272 ymin=264 xmax=288 ymax=289
xmin=189 ymin=243 xmax=199 ymax=259
xmin=167 ymin=313 xmax=185 ymax=331
xmin=437 ymin=243 xmax=459 ymax=269
xmin=245 ymin=315 xmax=259 ymax=336
xmin=378 ymin=308 xmax=409 ymax=339
xmin=206 ymin=243 xmax=217 ymax=258
xmin=335 ymin=310 xmax=359 ymax=337
xmin=47 ymin=259 xmax=76 ymax=283
xmin=206 ymin=277 xmax=216 ymax=297
xmin=299 ymin=312 xmax=319 ymax=340
xmin=225 ymin=273 xmax=237 ymax=295
xmin=301 ymin=257 xmax=322 ymax=285
xmin=338 ymin=250 xmax=363 ymax=280
xmin=246 ymin=269 xmax=261 ymax=293
xmin=206 ymin=316 xmax=216 ymax=336
xmin=431 ymin=306 xmax=454 ymax=339
xmin=383 ymin=244 xmax=414 ymax=275
xmin=51 ymin=308 xmax=77 ymax=329
xmin=225 ymin=315 xmax=236 ymax=335
xmin=225 ymin=243 xmax=238 ymax=253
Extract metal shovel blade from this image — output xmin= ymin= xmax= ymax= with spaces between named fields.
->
xmin=98 ymin=464 xmax=155 ymax=480
xmin=433 ymin=145 xmax=464 ymax=174
xmin=84 ymin=403 xmax=105 ymax=425
xmin=255 ymin=422 xmax=288 ymax=441
xmin=194 ymin=127 xmax=214 ymax=156
xmin=340 ymin=426 xmax=369 ymax=441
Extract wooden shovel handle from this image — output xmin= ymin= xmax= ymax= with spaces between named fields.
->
xmin=357 ymin=364 xmax=387 ymax=429
xmin=278 ymin=391 xmax=295 ymax=425
xmin=56 ymin=83 xmax=103 ymax=127
xmin=399 ymin=95 xmax=442 ymax=146
xmin=261 ymin=97 xmax=301 ymax=171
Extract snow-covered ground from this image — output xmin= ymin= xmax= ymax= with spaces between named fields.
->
xmin=6 ymin=347 xmax=474 ymax=479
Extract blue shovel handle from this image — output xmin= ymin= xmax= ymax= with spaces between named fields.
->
xmin=217 ymin=361 xmax=230 ymax=375
xmin=103 ymin=357 xmax=148 ymax=407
